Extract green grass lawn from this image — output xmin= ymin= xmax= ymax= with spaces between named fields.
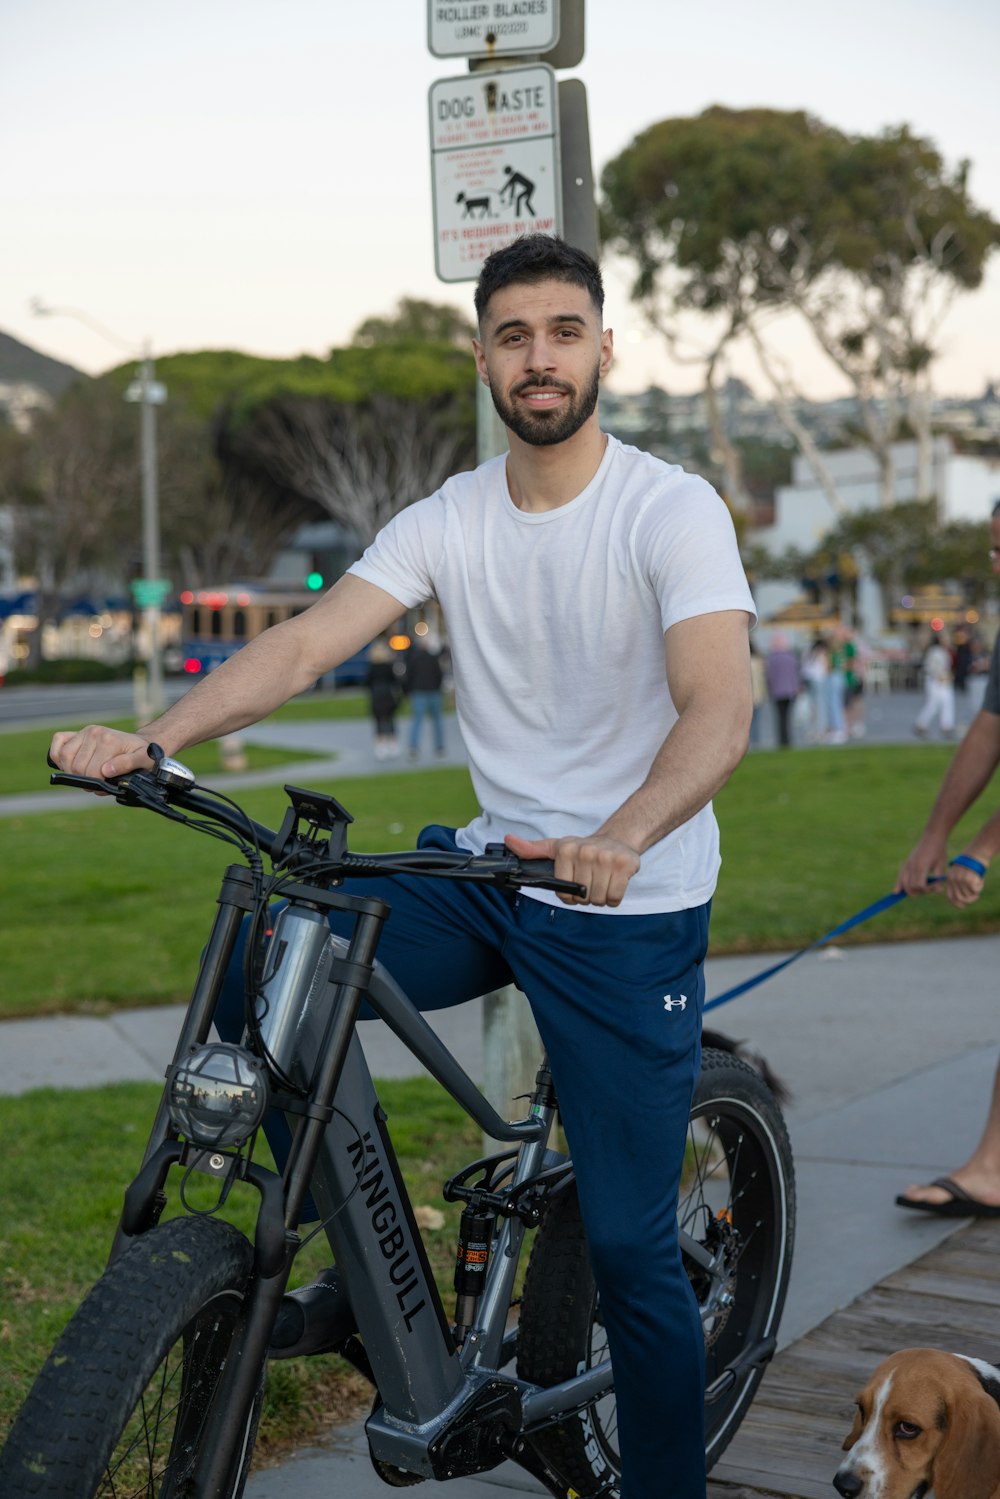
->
xmin=0 ymin=767 xmax=479 ymax=1017
xmin=0 ymin=1077 xmax=480 ymax=1460
xmin=711 ymin=743 xmax=1000 ymax=949
xmin=1 ymin=744 xmax=998 ymax=1019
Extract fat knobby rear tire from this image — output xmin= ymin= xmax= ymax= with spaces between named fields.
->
xmin=516 ymin=1045 xmax=795 ymax=1496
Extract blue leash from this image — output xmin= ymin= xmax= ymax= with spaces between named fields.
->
xmin=704 ymin=856 xmax=986 ymax=1014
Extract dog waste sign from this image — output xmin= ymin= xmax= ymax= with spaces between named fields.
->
xmin=429 ymin=65 xmax=561 ymax=282
xmin=428 ymin=0 xmax=560 ymax=59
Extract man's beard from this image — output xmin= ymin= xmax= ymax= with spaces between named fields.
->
xmin=487 ymin=362 xmax=601 ymax=447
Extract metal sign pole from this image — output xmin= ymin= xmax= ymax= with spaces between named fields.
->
xmin=430 ymin=0 xmax=595 ymax=1135
xmin=139 ymin=344 xmax=166 ymax=718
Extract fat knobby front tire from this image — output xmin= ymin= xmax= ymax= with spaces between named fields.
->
xmin=0 ymin=1215 xmax=258 ymax=1498
xmin=516 ymin=1045 xmax=796 ymax=1496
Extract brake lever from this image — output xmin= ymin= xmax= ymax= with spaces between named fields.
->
xmin=480 ymin=845 xmax=588 ymax=899
xmin=516 ymin=870 xmax=589 ymax=898
xmin=49 ymin=770 xmax=122 ymax=795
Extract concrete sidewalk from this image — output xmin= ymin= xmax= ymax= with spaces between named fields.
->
xmin=4 ymin=934 xmax=999 ymax=1495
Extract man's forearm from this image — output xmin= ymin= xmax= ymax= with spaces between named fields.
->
xmin=140 ymin=573 xmax=407 ymax=757
xmin=600 ymin=696 xmax=750 ymax=854
xmin=921 ymin=712 xmax=1000 ymax=840
xmin=139 ymin=619 xmax=320 ymax=755
xmin=964 ymin=805 xmax=1000 ymax=866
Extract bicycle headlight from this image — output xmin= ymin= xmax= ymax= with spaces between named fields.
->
xmin=167 ymin=1042 xmax=269 ymax=1148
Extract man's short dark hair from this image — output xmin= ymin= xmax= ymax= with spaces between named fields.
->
xmin=474 ymin=235 xmax=604 ymax=324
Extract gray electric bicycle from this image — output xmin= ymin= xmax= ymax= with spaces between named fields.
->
xmin=0 ymin=751 xmax=795 ymax=1498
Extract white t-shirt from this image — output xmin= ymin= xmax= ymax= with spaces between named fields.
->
xmin=349 ymin=434 xmax=756 ymax=914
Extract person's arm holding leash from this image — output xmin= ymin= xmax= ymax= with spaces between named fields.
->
xmin=896 ymin=708 xmax=1000 ymax=899
xmin=507 ymin=609 xmax=753 ymax=907
xmin=49 ymin=574 xmax=406 ymax=780
xmin=944 ymin=800 xmax=1000 ymax=907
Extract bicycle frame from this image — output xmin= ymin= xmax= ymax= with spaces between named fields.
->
xmin=114 ymin=859 xmax=614 ymax=1495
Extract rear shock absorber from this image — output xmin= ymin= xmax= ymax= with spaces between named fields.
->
xmin=453 ymin=1203 xmax=494 ymax=1344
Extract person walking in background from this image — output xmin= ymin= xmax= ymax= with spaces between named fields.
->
xmin=748 ymin=638 xmax=767 ymax=747
xmin=765 ymin=633 xmax=800 ymax=748
xmin=405 ymin=638 xmax=446 ymax=761
xmin=952 ymin=626 xmax=973 ymax=697
xmin=825 ymin=629 xmax=848 ymax=744
xmin=839 ymin=627 xmax=866 ymax=740
xmin=365 ymin=638 xmax=403 ymax=759
xmin=895 ymin=516 xmax=1000 ymax=1215
xmin=801 ymin=635 xmax=830 ymax=742
xmin=914 ymin=631 xmax=956 ymax=740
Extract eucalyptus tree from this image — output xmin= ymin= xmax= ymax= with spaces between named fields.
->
xmin=601 ymin=106 xmax=999 ymax=514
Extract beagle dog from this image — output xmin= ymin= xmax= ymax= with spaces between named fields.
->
xmin=834 ymin=1348 xmax=1000 ymax=1499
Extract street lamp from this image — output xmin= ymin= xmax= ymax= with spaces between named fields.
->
xmin=30 ymin=299 xmax=168 ymax=718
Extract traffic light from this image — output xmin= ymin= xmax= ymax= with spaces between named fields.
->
xmin=305 ymin=571 xmax=324 ymax=591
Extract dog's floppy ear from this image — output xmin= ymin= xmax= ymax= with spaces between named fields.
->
xmin=968 ymin=1357 xmax=1000 ymax=1409
xmin=934 ymin=1381 xmax=1000 ymax=1499
xmin=841 ymin=1404 xmax=863 ymax=1453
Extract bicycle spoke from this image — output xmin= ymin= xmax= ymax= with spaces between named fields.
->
xmin=99 ymin=1319 xmax=229 ymax=1496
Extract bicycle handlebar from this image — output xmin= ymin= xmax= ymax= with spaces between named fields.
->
xmin=46 ymin=756 xmax=588 ymax=898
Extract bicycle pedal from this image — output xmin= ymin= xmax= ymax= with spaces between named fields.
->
xmin=269 ymin=1266 xmax=357 ymax=1359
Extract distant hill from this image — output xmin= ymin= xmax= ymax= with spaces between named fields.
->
xmin=0 ymin=331 xmax=88 ymax=397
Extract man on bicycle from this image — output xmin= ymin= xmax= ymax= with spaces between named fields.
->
xmin=51 ymin=234 xmax=755 ymax=1499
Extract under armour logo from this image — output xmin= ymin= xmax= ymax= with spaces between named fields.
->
xmin=663 ymin=995 xmax=688 ymax=1012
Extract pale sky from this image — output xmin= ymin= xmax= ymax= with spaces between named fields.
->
xmin=3 ymin=0 xmax=998 ymax=399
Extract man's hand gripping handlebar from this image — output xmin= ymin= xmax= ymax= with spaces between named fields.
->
xmin=45 ymin=747 xmax=587 ymax=899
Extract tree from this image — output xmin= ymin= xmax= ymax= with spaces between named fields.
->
xmin=754 ymin=502 xmax=994 ymax=629
xmin=223 ymin=389 xmax=475 ymax=549
xmin=601 ymin=106 xmax=848 ymax=511
xmin=2 ymin=329 xmax=479 ymax=658
xmin=8 ymin=381 xmax=136 ymax=663
xmin=157 ymin=404 xmax=315 ymax=586
xmin=115 ymin=341 xmax=477 ymax=568
xmin=352 ymin=297 xmax=476 ymax=350
xmin=3 ymin=365 xmax=317 ymax=658
xmin=601 ymin=107 xmax=1000 ymax=514
xmin=220 ymin=344 xmax=477 ymax=547
xmin=766 ymin=125 xmax=1000 ymax=506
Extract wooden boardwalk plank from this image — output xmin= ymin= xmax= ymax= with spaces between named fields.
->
xmin=707 ymin=1220 xmax=1000 ymax=1497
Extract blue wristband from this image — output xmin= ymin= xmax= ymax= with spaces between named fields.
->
xmin=949 ymin=854 xmax=987 ymax=879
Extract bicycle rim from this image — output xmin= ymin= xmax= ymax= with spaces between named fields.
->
xmin=682 ymin=1059 xmax=794 ymax=1463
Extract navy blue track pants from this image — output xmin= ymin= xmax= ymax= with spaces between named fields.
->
xmin=216 ymin=827 xmax=710 ymax=1498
